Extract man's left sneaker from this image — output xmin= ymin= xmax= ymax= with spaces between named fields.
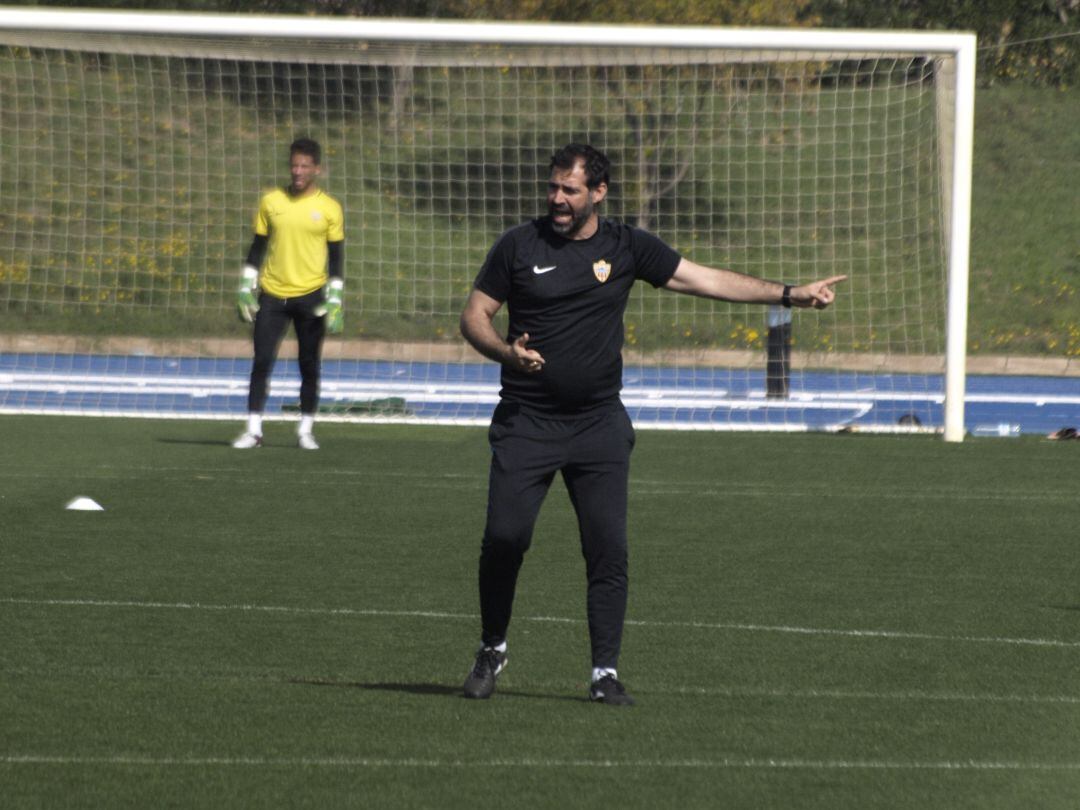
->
xmin=231 ymin=431 xmax=263 ymax=449
xmin=463 ymin=646 xmax=507 ymax=699
xmin=297 ymin=433 xmax=319 ymax=450
xmin=589 ymin=674 xmax=635 ymax=706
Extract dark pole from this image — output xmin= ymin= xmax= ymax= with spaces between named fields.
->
xmin=766 ymin=306 xmax=792 ymax=399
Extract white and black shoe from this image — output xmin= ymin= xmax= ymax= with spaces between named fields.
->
xmin=297 ymin=432 xmax=319 ymax=450
xmin=231 ymin=431 xmax=262 ymax=449
xmin=463 ymin=646 xmax=507 ymax=699
xmin=589 ymin=674 xmax=634 ymax=706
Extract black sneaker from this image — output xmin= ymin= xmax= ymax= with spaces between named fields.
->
xmin=463 ymin=646 xmax=507 ymax=699
xmin=589 ymin=674 xmax=635 ymax=706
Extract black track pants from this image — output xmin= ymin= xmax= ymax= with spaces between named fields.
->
xmin=247 ymin=289 xmax=326 ymax=415
xmin=478 ymin=400 xmax=635 ymax=669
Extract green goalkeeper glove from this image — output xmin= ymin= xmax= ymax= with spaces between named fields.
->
xmin=322 ymin=277 xmax=344 ymax=334
xmin=236 ymin=264 xmax=259 ymax=323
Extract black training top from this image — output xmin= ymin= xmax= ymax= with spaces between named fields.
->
xmin=473 ymin=217 xmax=681 ymax=415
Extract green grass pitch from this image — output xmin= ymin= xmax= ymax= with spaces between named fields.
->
xmin=2 ymin=415 xmax=1079 ymax=808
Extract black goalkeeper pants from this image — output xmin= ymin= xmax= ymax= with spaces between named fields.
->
xmin=247 ymin=289 xmax=326 ymax=415
xmin=478 ymin=400 xmax=636 ymax=669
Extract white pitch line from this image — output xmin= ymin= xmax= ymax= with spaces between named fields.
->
xmin=2 ymin=754 xmax=1079 ymax=771
xmin=3 ymin=597 xmax=1079 ymax=650
xmin=633 ymin=617 xmax=1080 ymax=649
xmin=669 ymin=685 xmax=1080 ymax=705
xmin=0 ymin=597 xmax=474 ymax=622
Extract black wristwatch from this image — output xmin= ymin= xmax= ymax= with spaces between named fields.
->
xmin=781 ymin=284 xmax=792 ymax=308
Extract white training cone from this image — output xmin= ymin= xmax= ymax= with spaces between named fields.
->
xmin=66 ymin=497 xmax=104 ymax=511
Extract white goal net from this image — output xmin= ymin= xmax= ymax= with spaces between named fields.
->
xmin=0 ymin=12 xmax=975 ymax=437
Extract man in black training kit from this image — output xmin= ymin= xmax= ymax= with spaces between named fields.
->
xmin=459 ymin=144 xmax=845 ymax=705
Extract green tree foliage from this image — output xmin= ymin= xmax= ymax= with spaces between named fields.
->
xmin=428 ymin=0 xmax=813 ymax=26
xmin=11 ymin=0 xmax=1077 ymax=85
xmin=6 ymin=0 xmax=813 ymax=26
xmin=804 ymin=0 xmax=1080 ymax=86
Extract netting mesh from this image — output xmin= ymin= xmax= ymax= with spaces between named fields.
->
xmin=0 ymin=31 xmax=950 ymax=429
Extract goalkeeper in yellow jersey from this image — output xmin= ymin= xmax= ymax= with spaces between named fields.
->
xmin=233 ymin=138 xmax=345 ymax=450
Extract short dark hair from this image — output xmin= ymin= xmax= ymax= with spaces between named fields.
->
xmin=550 ymin=144 xmax=610 ymax=190
xmin=290 ymin=137 xmax=322 ymax=165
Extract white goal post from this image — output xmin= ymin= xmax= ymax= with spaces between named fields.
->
xmin=0 ymin=9 xmax=975 ymax=440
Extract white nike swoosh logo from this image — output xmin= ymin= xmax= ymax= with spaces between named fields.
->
xmin=532 ymin=265 xmax=557 ymax=274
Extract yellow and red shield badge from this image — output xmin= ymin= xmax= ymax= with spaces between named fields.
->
xmin=593 ymin=259 xmax=611 ymax=283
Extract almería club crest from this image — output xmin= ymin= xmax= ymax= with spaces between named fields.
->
xmin=592 ymin=259 xmax=611 ymax=283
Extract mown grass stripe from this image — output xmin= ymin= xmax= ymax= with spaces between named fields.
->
xmin=3 ymin=754 xmax=1080 ymax=771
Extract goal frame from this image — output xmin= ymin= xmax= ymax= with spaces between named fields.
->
xmin=0 ymin=8 xmax=976 ymax=441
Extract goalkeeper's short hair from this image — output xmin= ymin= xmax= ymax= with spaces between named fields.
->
xmin=290 ymin=137 xmax=321 ymax=165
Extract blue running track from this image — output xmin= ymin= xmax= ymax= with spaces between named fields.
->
xmin=2 ymin=352 xmax=1079 ymax=434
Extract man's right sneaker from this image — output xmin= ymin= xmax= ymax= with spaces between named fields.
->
xmin=463 ymin=646 xmax=507 ymax=700
xmin=589 ymin=674 xmax=635 ymax=706
xmin=231 ymin=431 xmax=263 ymax=449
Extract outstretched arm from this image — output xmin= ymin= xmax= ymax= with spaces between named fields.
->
xmin=460 ymin=288 xmax=545 ymax=374
xmin=663 ymin=258 xmax=846 ymax=309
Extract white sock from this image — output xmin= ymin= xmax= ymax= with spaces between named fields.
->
xmin=483 ymin=641 xmax=507 ymax=653
xmin=592 ymin=667 xmax=617 ymax=683
xmin=299 ymin=414 xmax=315 ymax=435
xmin=246 ymin=413 xmax=262 ymax=435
